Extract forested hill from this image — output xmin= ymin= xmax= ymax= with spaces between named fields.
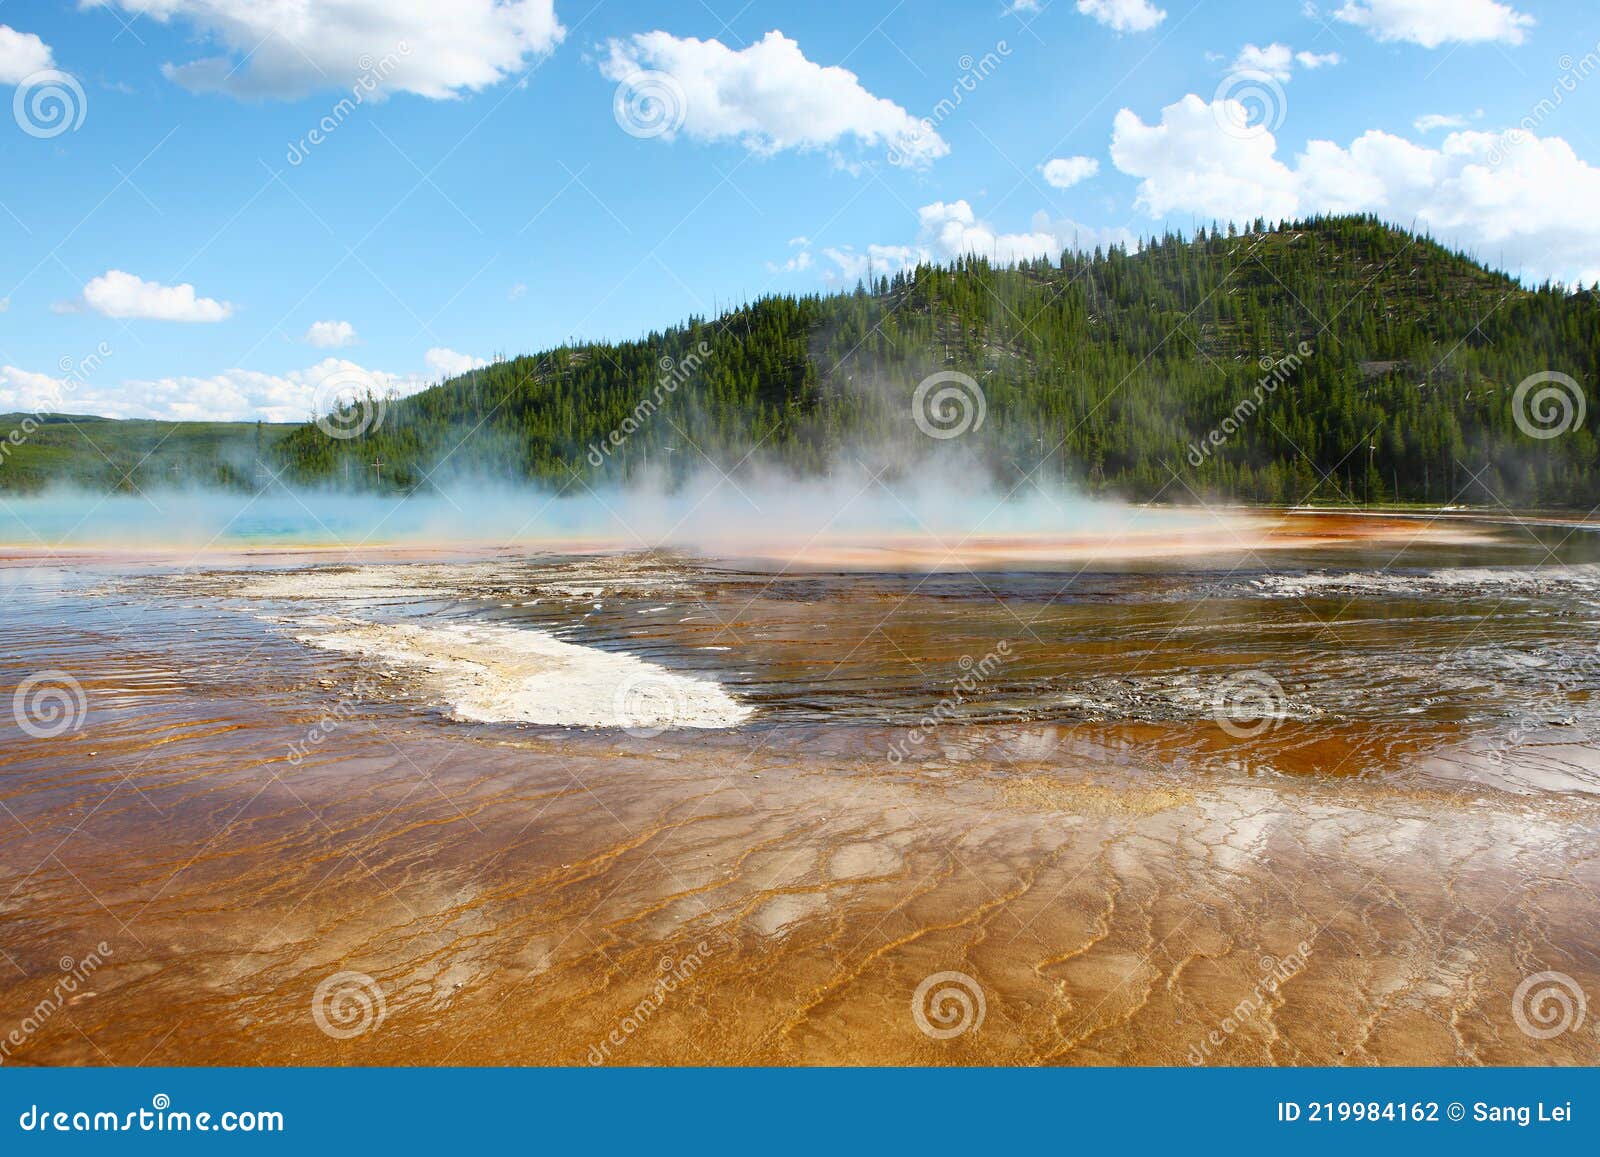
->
xmin=107 ymin=215 xmax=1600 ymax=505
xmin=271 ymin=214 xmax=1597 ymax=507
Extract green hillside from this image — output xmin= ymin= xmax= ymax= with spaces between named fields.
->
xmin=0 ymin=415 xmax=294 ymax=494
xmin=7 ymin=215 xmax=1598 ymax=507
xmin=272 ymin=214 xmax=1600 ymax=507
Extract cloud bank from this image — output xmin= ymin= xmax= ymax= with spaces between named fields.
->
xmin=0 ymin=24 xmax=54 ymax=83
xmin=600 ymin=30 xmax=947 ymax=168
xmin=1332 ymin=0 xmax=1534 ymax=48
xmin=1077 ymin=0 xmax=1167 ymax=34
xmin=86 ymin=0 xmax=564 ymax=99
xmin=1041 ymin=156 xmax=1101 ymax=188
xmin=1111 ymin=94 xmax=1600 ymax=283
xmin=824 ymin=199 xmax=1136 ymax=281
xmin=305 ymin=320 xmax=358 ymax=348
xmin=81 ymin=271 xmax=234 ymax=322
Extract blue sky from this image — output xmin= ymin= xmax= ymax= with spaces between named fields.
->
xmin=2 ymin=0 xmax=1599 ymax=422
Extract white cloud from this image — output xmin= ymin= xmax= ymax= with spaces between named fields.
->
xmin=0 ymin=24 xmax=54 ymax=84
xmin=766 ymin=250 xmax=813 ymax=274
xmin=1414 ymin=113 xmax=1468 ymax=132
xmin=1111 ymin=96 xmax=1300 ymax=222
xmin=1040 ymin=155 xmax=1101 ymax=188
xmin=825 ymin=200 xmax=1136 ymax=282
xmin=822 ymin=244 xmax=918 ymax=283
xmin=1110 ymin=93 xmax=1600 ymax=283
xmin=425 ymin=347 xmax=487 ymax=377
xmin=1229 ymin=44 xmax=1341 ymax=82
xmin=1295 ymin=50 xmax=1341 ymax=69
xmin=508 ymin=282 xmax=528 ymax=300
xmin=81 ymin=270 xmax=234 ymax=322
xmin=1234 ymin=43 xmax=1295 ymax=81
xmin=0 ymin=348 xmax=507 ymax=423
xmin=916 ymin=200 xmax=1065 ymax=264
xmin=304 ymin=320 xmax=358 ymax=348
xmin=0 ymin=358 xmax=428 ymax=424
xmin=85 ymin=0 xmax=563 ymax=99
xmin=1333 ymin=0 xmax=1533 ymax=48
xmin=599 ymin=30 xmax=948 ymax=168
xmin=0 ymin=365 xmax=73 ymax=413
xmin=1077 ymin=0 xmax=1166 ymax=33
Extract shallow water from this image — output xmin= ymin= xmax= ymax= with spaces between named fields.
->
xmin=2 ymin=510 xmax=1598 ymax=1065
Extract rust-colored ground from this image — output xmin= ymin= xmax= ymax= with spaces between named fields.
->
xmin=2 ymin=511 xmax=1597 ymax=1066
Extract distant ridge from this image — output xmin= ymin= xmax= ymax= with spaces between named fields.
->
xmin=5 ymin=215 xmax=1597 ymax=507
